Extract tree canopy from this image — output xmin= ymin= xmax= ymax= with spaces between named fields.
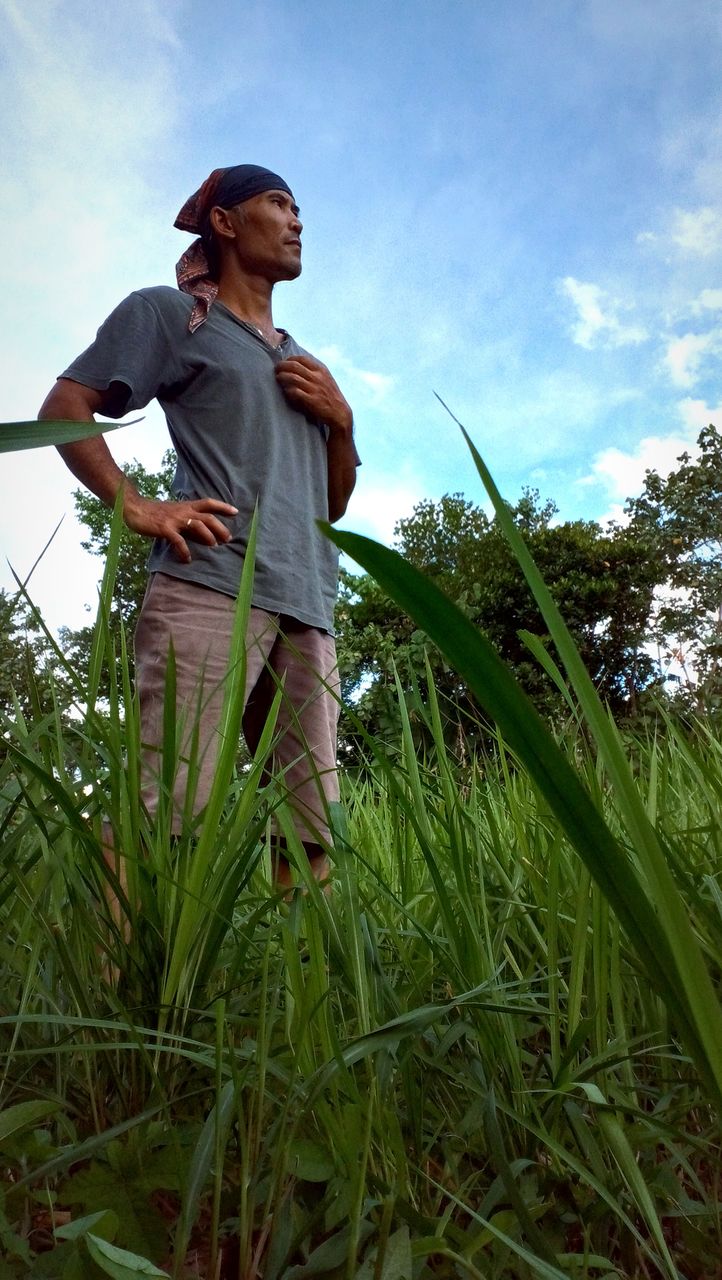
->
xmin=626 ymin=423 xmax=722 ymax=708
xmin=335 ymin=489 xmax=660 ymax=757
xmin=0 ymin=588 xmax=60 ymax=730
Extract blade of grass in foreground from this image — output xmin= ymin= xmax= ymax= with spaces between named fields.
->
xmin=322 ymin=524 xmax=722 ymax=1110
xmin=0 ymin=418 xmax=140 ymax=452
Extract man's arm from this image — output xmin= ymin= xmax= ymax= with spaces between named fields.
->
xmin=324 ymin=420 xmax=358 ymax=524
xmin=41 ymin=378 xmax=238 ymax=564
xmin=274 ymin=356 xmax=358 ymax=522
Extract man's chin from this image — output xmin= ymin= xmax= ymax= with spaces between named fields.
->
xmin=279 ymin=260 xmax=302 ymax=281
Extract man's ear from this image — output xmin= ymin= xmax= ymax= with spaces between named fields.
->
xmin=208 ymin=205 xmax=236 ymax=243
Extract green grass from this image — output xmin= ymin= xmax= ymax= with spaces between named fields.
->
xmin=2 ymin=635 xmax=722 ymax=1277
xmin=1 ymin=437 xmax=721 ymax=1278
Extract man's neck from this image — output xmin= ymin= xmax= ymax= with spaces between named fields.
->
xmin=215 ymin=268 xmax=279 ymax=341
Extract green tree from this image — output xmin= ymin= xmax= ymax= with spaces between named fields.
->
xmin=0 ymin=588 xmax=60 ymax=725
xmin=626 ymin=423 xmax=722 ymax=708
xmin=336 ymin=491 xmax=660 ymax=758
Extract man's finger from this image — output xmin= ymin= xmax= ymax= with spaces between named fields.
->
xmin=183 ymin=517 xmax=215 ymax=546
xmin=189 ymin=498 xmax=238 ymax=515
xmin=277 ymin=378 xmax=315 ymax=398
xmin=164 ymin=528 xmax=192 ymax=563
xmin=281 ymin=386 xmax=314 ymax=406
xmin=276 ymin=364 xmax=315 ymax=383
xmin=276 ymin=354 xmax=322 ymax=373
xmin=183 ymin=514 xmax=231 ymax=545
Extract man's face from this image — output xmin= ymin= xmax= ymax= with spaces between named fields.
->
xmin=219 ymin=189 xmax=303 ymax=283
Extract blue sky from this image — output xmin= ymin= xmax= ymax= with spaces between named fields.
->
xmin=2 ymin=0 xmax=722 ymax=632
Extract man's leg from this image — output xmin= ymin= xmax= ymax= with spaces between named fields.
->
xmin=135 ymin=578 xmax=339 ymax=889
xmin=135 ymin=574 xmax=279 ymax=828
xmin=242 ymin=618 xmax=340 ymax=888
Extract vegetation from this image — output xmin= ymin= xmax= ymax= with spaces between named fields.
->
xmin=41 ymin=426 xmax=722 ymax=759
xmin=335 ymin=490 xmax=658 ymax=757
xmin=3 ymin=650 xmax=722 ymax=1275
xmin=625 ymin=423 xmax=722 ymax=709
xmin=1 ymin=426 xmax=721 ymax=1276
xmin=0 ymin=588 xmax=62 ymax=729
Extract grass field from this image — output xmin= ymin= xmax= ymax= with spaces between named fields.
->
xmin=2 ymin=614 xmax=722 ymax=1278
xmin=2 ymin=440 xmax=721 ymax=1278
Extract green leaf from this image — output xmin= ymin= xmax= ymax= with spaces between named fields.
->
xmin=287 ymin=1138 xmax=335 ymax=1182
xmin=0 ymin=1100 xmax=59 ymax=1148
xmin=518 ymin=629 xmax=578 ymax=717
xmin=0 ymin=418 xmax=140 ymax=453
xmin=0 ymin=1188 xmax=32 ymax=1265
xmin=62 ymin=1161 xmax=167 ymax=1261
xmin=282 ymin=1220 xmax=374 ymax=1279
xmin=27 ymin=1239 xmax=92 ymax=1278
xmin=13 ymin=1095 xmax=165 ymax=1192
xmin=579 ymin=1083 xmax=677 ymax=1279
xmin=85 ymin=1234 xmax=170 ymax=1278
xmin=379 ymin=1225 xmax=412 ymax=1280
xmin=173 ymin=1079 xmax=236 ymax=1264
xmin=456 ymin=417 xmax=722 ymax=1105
xmin=56 ymin=1209 xmax=119 ymax=1242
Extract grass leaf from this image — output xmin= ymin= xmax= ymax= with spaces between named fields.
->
xmin=0 ymin=418 xmax=141 ymax=452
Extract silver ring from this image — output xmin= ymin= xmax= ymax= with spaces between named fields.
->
xmin=186 ymin=517 xmax=193 ymax=527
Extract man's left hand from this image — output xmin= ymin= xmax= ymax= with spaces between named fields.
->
xmin=275 ymin=355 xmax=353 ymax=436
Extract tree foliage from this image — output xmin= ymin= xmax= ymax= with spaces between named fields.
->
xmin=0 ymin=588 xmax=59 ymax=725
xmin=336 ymin=490 xmax=660 ymax=757
xmin=626 ymin=423 xmax=722 ymax=707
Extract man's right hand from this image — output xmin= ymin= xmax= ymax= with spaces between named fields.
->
xmin=41 ymin=377 xmax=238 ymax=564
xmin=122 ymin=493 xmax=238 ymax=564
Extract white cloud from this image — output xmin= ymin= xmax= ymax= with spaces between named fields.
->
xmin=584 ymin=404 xmax=719 ymax=529
xmin=341 ymin=479 xmax=422 ymax=546
xmin=691 ymin=288 xmax=722 ymax=313
xmin=670 ymin=207 xmax=722 ymax=256
xmin=0 ymin=0 xmax=185 ymax=627
xmin=677 ymin=397 xmax=722 ymax=431
xmin=637 ymin=207 xmax=722 ymax=261
xmin=316 ymin=345 xmax=394 ymax=404
xmin=1 ymin=2 xmax=179 ymax=186
xmin=0 ymin=0 xmax=184 ymax=369
xmin=580 ymin=417 xmax=707 ymax=523
xmin=663 ymin=330 xmax=721 ymax=388
xmin=558 ymin=277 xmax=648 ymax=349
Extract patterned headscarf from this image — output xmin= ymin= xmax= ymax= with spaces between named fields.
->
xmin=174 ymin=165 xmax=294 ymax=332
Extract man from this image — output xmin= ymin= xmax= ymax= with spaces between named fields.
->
xmin=40 ymin=164 xmax=359 ymax=887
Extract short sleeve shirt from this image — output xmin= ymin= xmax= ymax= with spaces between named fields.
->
xmin=61 ymin=286 xmax=340 ymax=632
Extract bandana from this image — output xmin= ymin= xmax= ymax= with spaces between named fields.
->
xmin=174 ymin=165 xmax=294 ymax=332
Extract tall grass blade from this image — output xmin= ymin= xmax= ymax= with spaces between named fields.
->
xmin=173 ymin=1079 xmax=236 ymax=1271
xmin=0 ymin=417 xmax=139 ymax=452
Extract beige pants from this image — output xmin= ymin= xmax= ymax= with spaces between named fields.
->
xmin=134 ymin=573 xmax=340 ymax=843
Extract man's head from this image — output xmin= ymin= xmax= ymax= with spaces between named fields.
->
xmin=174 ymin=165 xmax=301 ymax=331
xmin=175 ymin=164 xmax=300 ymax=281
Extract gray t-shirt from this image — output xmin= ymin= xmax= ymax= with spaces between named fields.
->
xmin=62 ymin=286 xmax=340 ymax=632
